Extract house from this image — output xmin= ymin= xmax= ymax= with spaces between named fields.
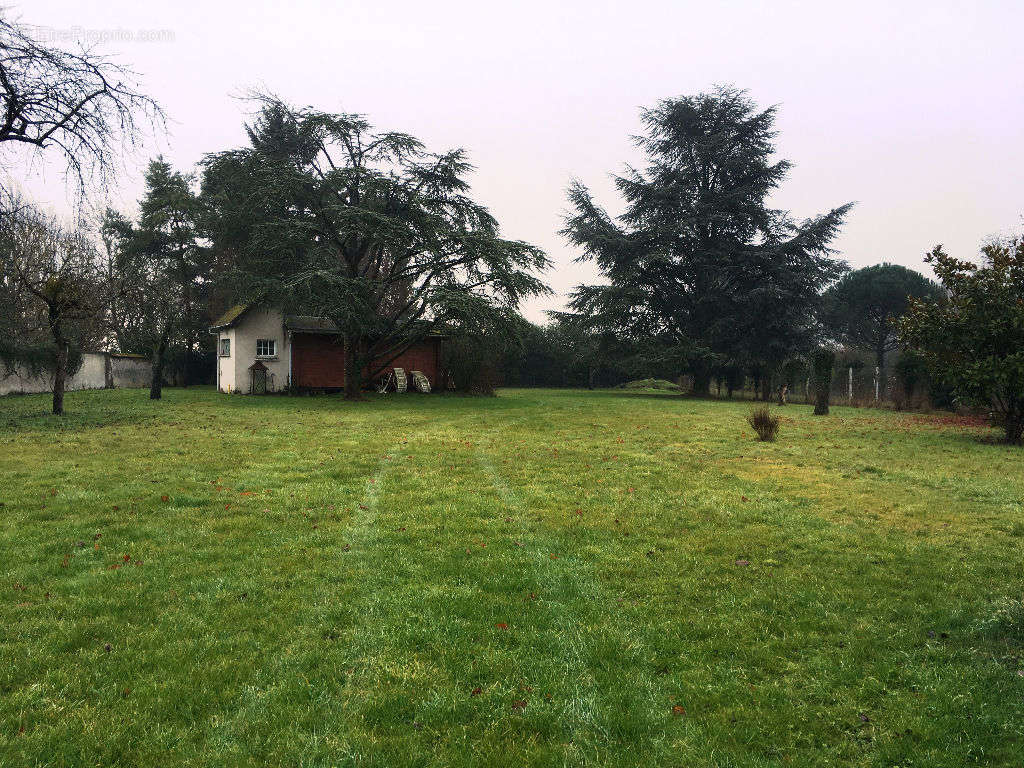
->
xmin=208 ymin=304 xmax=442 ymax=394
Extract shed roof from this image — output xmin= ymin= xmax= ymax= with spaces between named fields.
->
xmin=284 ymin=315 xmax=341 ymax=334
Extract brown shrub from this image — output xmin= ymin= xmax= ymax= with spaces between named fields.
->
xmin=747 ymin=406 xmax=780 ymax=442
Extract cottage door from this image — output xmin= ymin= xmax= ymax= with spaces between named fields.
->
xmin=249 ymin=361 xmax=269 ymax=394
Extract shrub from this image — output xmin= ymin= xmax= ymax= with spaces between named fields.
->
xmin=747 ymin=406 xmax=780 ymax=441
xmin=894 ymin=350 xmax=929 ymax=410
xmin=899 ymin=238 xmax=1024 ymax=444
xmin=618 ymin=378 xmax=682 ymax=392
xmin=442 ymin=334 xmax=504 ymax=395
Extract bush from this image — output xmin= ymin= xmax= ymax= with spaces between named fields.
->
xmin=747 ymin=406 xmax=780 ymax=441
xmin=894 ymin=350 xmax=929 ymax=410
xmin=442 ymin=334 xmax=504 ymax=395
xmin=899 ymin=239 xmax=1024 ymax=444
xmin=618 ymin=378 xmax=682 ymax=392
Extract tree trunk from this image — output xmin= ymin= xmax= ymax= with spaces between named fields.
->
xmin=343 ymin=338 xmax=363 ymax=401
xmin=876 ymin=342 xmax=887 ymax=400
xmin=150 ymin=327 xmax=170 ymax=400
xmin=1005 ymin=409 xmax=1024 ymax=445
xmin=52 ymin=341 xmax=67 ymax=416
xmin=692 ymin=371 xmax=712 ymax=396
xmin=587 ymin=365 xmax=596 ymax=390
xmin=48 ymin=309 xmax=66 ymax=416
xmin=814 ymin=387 xmax=830 ymax=415
xmin=812 ymin=349 xmax=834 ymax=415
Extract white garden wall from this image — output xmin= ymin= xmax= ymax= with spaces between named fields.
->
xmin=0 ymin=352 xmax=153 ymax=396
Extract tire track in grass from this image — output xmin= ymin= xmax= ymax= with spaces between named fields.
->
xmin=211 ymin=450 xmax=397 ymax=754
xmin=337 ymin=450 xmax=395 ymax=558
xmin=474 ymin=447 xmax=667 ymax=759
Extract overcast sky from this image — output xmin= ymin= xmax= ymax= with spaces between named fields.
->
xmin=12 ymin=0 xmax=1024 ymax=322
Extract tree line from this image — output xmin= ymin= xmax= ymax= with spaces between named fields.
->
xmin=1 ymin=13 xmax=1021 ymax=443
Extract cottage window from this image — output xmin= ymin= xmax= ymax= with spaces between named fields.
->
xmin=219 ymin=338 xmax=231 ymax=357
xmin=256 ymin=338 xmax=277 ymax=358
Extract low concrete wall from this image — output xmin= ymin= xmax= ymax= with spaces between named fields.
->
xmin=109 ymin=355 xmax=152 ymax=388
xmin=0 ymin=352 xmax=152 ymax=396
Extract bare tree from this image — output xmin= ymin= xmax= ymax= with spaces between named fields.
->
xmin=0 ymin=195 xmax=108 ymax=414
xmin=0 ymin=12 xmax=163 ymax=197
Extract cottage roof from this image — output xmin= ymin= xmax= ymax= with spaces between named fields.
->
xmin=209 ymin=304 xmax=251 ymax=329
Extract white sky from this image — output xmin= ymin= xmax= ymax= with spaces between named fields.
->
xmin=11 ymin=0 xmax=1024 ymax=322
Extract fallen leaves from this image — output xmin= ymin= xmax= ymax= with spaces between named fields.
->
xmin=108 ymin=555 xmax=143 ymax=571
xmin=671 ymin=705 xmax=686 ymax=716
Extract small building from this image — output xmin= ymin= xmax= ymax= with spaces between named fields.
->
xmin=208 ymin=304 xmax=442 ymax=394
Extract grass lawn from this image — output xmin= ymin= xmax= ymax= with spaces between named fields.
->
xmin=2 ymin=387 xmax=1023 ymax=767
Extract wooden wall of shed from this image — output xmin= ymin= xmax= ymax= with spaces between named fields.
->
xmin=290 ymin=334 xmax=442 ymax=390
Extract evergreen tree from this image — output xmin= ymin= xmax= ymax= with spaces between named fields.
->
xmin=104 ymin=158 xmax=209 ymax=397
xmin=563 ymin=86 xmax=851 ymax=395
xmin=821 ymin=263 xmax=943 ymax=378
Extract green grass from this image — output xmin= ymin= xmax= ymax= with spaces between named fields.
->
xmin=1 ymin=387 xmax=1023 ymax=767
